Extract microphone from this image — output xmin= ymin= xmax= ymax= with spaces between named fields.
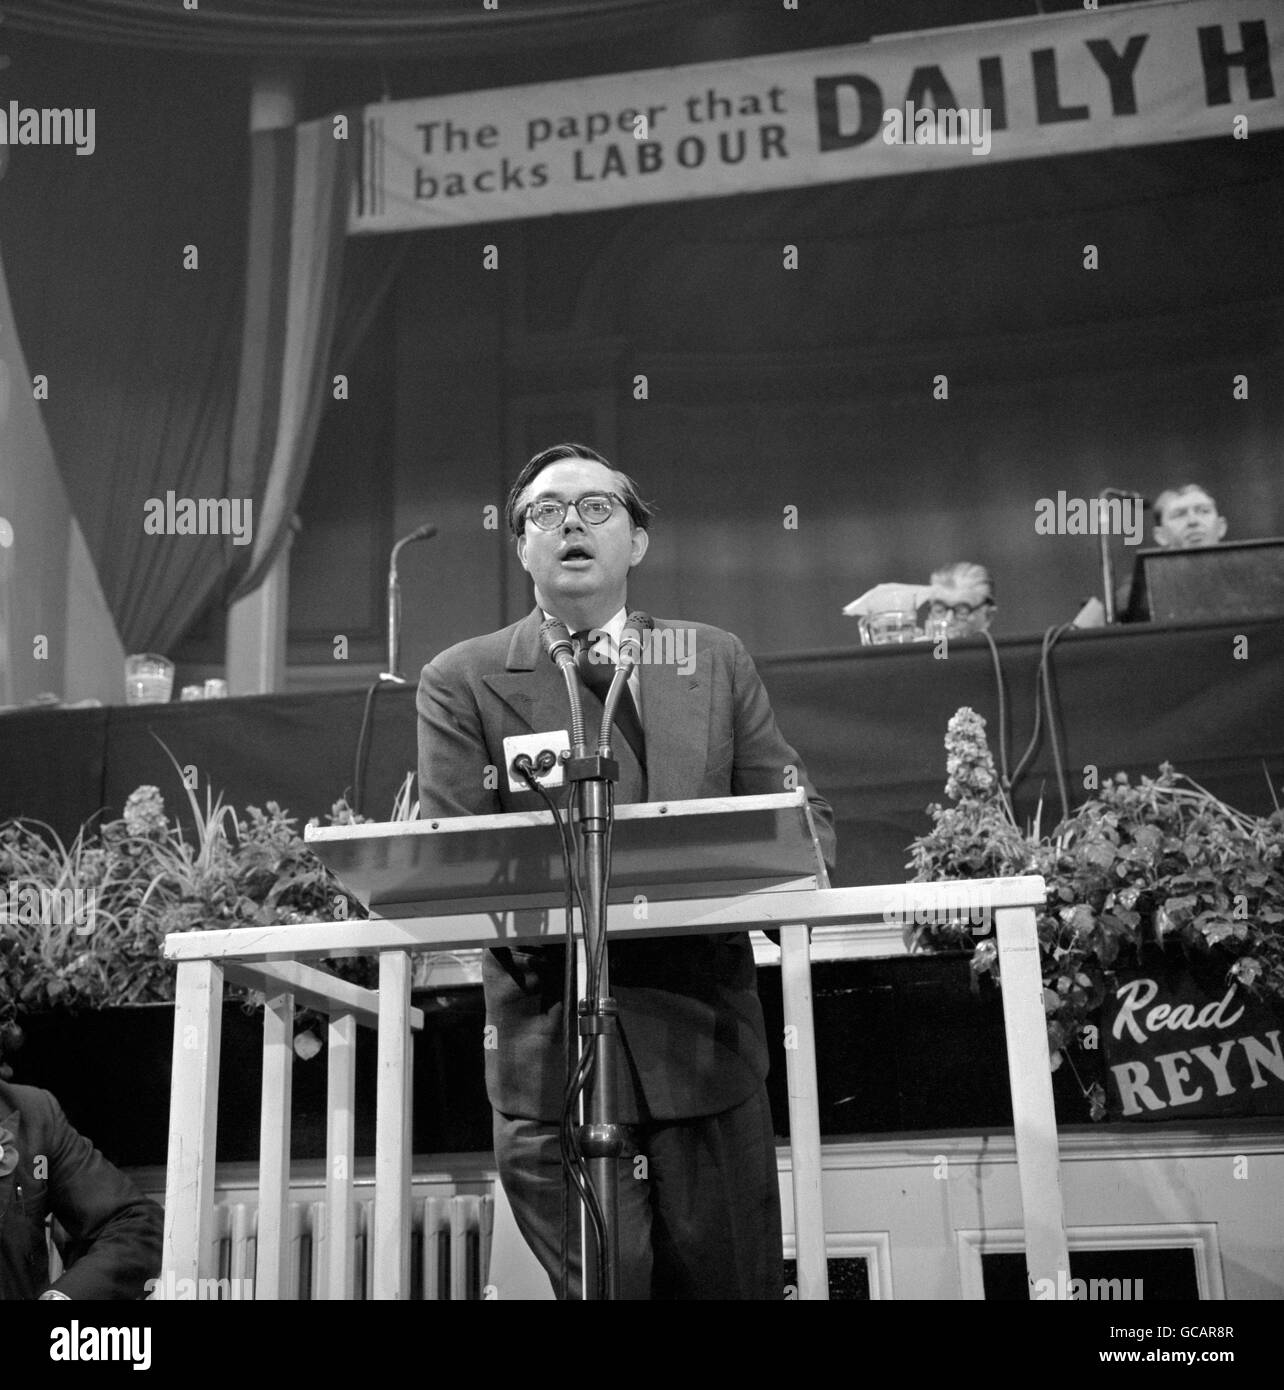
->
xmin=398 ymin=522 xmax=439 ymax=546
xmin=382 ymin=523 xmax=437 ymax=683
xmin=617 ymin=610 xmax=652 ymax=674
xmin=600 ymin=611 xmax=652 ymax=756
xmin=540 ymin=618 xmax=586 ymax=753
xmin=539 ymin=617 xmax=576 ymax=667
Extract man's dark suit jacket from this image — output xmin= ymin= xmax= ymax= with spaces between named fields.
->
xmin=0 ymin=1082 xmax=162 ymax=1300
xmin=416 ymin=608 xmax=836 ymax=1123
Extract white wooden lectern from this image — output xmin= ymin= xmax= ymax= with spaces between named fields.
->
xmin=159 ymin=789 xmax=1067 ymax=1299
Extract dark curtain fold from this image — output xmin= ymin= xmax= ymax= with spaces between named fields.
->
xmin=0 ymin=39 xmax=250 ymax=656
xmin=333 ymin=232 xmax=412 ymax=379
xmin=82 ymin=263 xmax=244 ymax=654
xmin=0 ymin=22 xmax=408 ymax=655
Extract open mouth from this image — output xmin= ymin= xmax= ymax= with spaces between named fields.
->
xmin=559 ymin=545 xmax=593 ymax=564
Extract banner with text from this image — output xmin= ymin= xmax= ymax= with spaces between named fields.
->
xmin=1103 ymin=962 xmax=1284 ymax=1121
xmin=351 ymin=0 xmax=1283 ymax=234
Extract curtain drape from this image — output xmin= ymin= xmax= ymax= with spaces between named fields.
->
xmin=332 ymin=232 xmax=412 ymax=381
xmin=0 ymin=26 xmax=406 ymax=655
xmin=0 ymin=35 xmax=250 ymax=657
xmin=226 ymin=118 xmax=361 ymax=602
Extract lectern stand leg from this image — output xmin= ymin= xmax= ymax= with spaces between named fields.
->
xmin=324 ymin=1011 xmax=358 ymax=1299
xmin=374 ymin=950 xmax=413 ymax=1299
xmin=256 ymin=989 xmax=295 ymax=1298
xmin=995 ymin=905 xmax=1070 ymax=1298
xmin=779 ymin=922 xmax=829 ymax=1300
xmin=161 ymin=958 xmax=223 ymax=1298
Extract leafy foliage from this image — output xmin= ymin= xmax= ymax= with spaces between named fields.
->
xmin=907 ymin=709 xmax=1284 ymax=1119
xmin=0 ymin=771 xmax=376 ymax=1067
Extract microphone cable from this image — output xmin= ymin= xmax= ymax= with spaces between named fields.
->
xmin=1009 ymin=623 xmax=1076 ymax=826
xmin=980 ymin=628 xmax=1014 ymax=818
xmin=560 ymin=763 xmax=621 ymax=1299
xmin=1039 ymin=623 xmax=1075 ymax=826
xmin=351 ymin=676 xmax=391 ymax=817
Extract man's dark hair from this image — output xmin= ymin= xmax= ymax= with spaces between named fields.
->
xmin=505 ymin=443 xmax=655 ymax=538
xmin=1152 ymin=483 xmax=1217 ymax=528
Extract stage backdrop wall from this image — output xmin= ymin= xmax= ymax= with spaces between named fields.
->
xmin=275 ymin=124 xmax=1283 ymax=684
xmin=0 ymin=26 xmax=1278 ymax=687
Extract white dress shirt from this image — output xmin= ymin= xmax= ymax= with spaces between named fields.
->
xmin=542 ymin=606 xmax=643 ymax=718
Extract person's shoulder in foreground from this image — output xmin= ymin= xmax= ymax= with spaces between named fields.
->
xmin=0 ymin=1079 xmax=163 ymax=1301
xmin=424 ymin=613 xmax=525 ymax=671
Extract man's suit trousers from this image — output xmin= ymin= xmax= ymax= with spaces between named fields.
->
xmin=494 ymin=1084 xmax=783 ymax=1300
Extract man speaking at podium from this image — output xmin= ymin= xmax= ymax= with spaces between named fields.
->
xmin=417 ymin=443 xmax=835 ymax=1299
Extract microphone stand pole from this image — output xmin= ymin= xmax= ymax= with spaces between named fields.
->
xmin=356 ymin=524 xmax=435 ymax=814
xmin=1099 ymin=519 xmax=1117 ymax=625
xmin=547 ymin=631 xmax=625 ymax=1300
xmin=576 ymin=646 xmax=643 ymax=1302
xmin=382 ymin=525 xmax=438 ymax=683
xmin=569 ymin=741 xmax=621 ymax=1301
xmin=381 ymin=552 xmax=408 ymax=684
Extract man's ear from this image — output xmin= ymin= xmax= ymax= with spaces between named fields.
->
xmin=1214 ymin=516 xmax=1228 ymax=542
xmin=629 ymin=527 xmax=649 ymax=568
xmin=516 ymin=534 xmax=530 ymax=573
xmin=1153 ymin=526 xmax=1173 ymax=549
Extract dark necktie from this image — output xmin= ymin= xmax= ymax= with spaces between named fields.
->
xmin=572 ymin=630 xmax=647 ymax=772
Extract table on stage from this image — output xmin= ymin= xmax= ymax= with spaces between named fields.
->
xmin=3 ymin=616 xmax=1281 ymax=889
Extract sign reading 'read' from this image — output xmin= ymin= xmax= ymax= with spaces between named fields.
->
xmin=1104 ymin=962 xmax=1284 ymax=1121
xmin=351 ymin=0 xmax=1283 ymax=234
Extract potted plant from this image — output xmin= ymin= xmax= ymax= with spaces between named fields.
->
xmin=0 ymin=767 xmax=381 ymax=1154
xmin=0 ymin=764 xmax=492 ymax=1161
xmin=0 ymin=780 xmax=371 ymax=1015
xmin=906 ymin=708 xmax=1284 ymax=1121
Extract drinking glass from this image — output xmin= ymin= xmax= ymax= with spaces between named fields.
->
xmin=859 ymin=610 xmax=919 ymax=645
xmin=124 ymin=654 xmax=174 ymax=705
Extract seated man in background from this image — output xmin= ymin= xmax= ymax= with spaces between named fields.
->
xmin=1151 ymin=484 xmax=1228 ymax=550
xmin=1114 ymin=483 xmax=1229 ymax=618
xmin=842 ymin=562 xmax=995 ymax=642
xmin=0 ymin=1078 xmax=163 ymax=1299
xmin=926 ymin=561 xmax=996 ymax=639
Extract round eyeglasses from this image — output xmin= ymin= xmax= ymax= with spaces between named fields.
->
xmin=525 ymin=492 xmax=624 ymax=531
xmin=928 ymin=600 xmax=994 ymax=619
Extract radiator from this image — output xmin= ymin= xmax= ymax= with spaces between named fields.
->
xmin=209 ymin=1193 xmax=493 ymax=1300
